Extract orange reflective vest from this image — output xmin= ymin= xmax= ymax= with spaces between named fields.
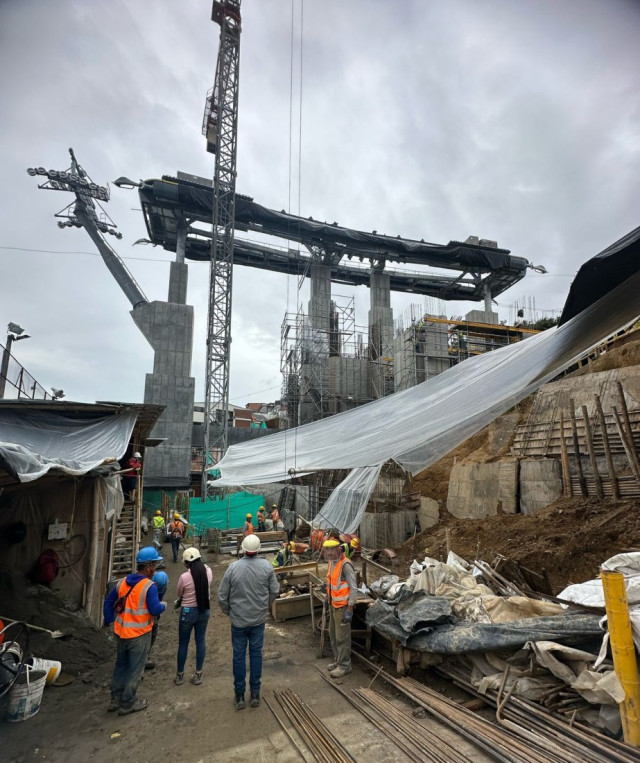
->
xmin=243 ymin=521 xmax=254 ymax=537
xmin=272 ymin=509 xmax=280 ymax=523
xmin=257 ymin=511 xmax=264 ymax=522
xmin=327 ymin=557 xmax=352 ymax=609
xmin=113 ymin=578 xmax=154 ymax=638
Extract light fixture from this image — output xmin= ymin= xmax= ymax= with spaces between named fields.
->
xmin=528 ymin=263 xmax=548 ymax=274
xmin=8 ymin=322 xmax=25 ymax=336
xmin=113 ymin=176 xmax=141 ymax=189
xmin=51 ymin=388 xmax=65 ymax=399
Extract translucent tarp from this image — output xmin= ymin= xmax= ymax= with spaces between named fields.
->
xmin=0 ymin=409 xmax=138 ymax=482
xmin=311 ymin=465 xmax=382 ymax=533
xmin=214 ymin=266 xmax=640 ymax=487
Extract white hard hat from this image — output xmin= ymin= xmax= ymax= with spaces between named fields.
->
xmin=182 ymin=547 xmax=201 ymax=563
xmin=241 ymin=534 xmax=261 ymax=554
xmin=133 ymin=452 xmax=141 ymax=458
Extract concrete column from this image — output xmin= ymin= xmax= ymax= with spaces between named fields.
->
xmin=484 ymin=284 xmax=492 ymax=319
xmin=168 ymin=261 xmax=188 ymax=305
xmin=368 ymin=268 xmax=394 ymax=399
xmin=299 ymin=262 xmax=331 ymax=424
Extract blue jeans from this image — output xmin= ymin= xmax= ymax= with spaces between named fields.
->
xmin=170 ymin=537 xmax=181 ymax=562
xmin=110 ymin=631 xmax=151 ymax=708
xmin=177 ymin=608 xmax=210 ymax=672
xmin=231 ymin=623 xmax=265 ymax=696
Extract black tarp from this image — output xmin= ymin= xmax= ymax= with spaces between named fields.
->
xmin=560 ymin=225 xmax=640 ymax=325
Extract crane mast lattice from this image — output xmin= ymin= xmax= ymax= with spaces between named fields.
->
xmin=201 ymin=0 xmax=242 ymax=496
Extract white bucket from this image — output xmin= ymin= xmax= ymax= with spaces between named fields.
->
xmin=5 ymin=666 xmax=47 ymax=722
xmin=26 ymin=656 xmax=62 ymax=686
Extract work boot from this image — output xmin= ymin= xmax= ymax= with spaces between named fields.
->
xmin=191 ymin=671 xmax=203 ymax=685
xmin=250 ymin=692 xmax=260 ymax=708
xmin=174 ymin=672 xmax=184 ymax=686
xmin=234 ymin=694 xmax=245 ymax=710
xmin=107 ymin=697 xmax=120 ymax=713
xmin=145 ymin=660 xmax=156 ymax=671
xmin=118 ymin=698 xmax=148 ymax=715
xmin=327 ymin=662 xmax=339 ymax=671
xmin=329 ymin=666 xmax=352 ymax=679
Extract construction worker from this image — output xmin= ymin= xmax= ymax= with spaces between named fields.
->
xmin=122 ymin=451 xmax=142 ymax=501
xmin=271 ymin=504 xmax=280 ymax=527
xmin=168 ymin=512 xmax=185 ymax=563
xmin=152 ymin=510 xmax=165 ymax=547
xmin=146 ymin=569 xmax=169 ymax=670
xmin=256 ymin=506 xmax=266 ymax=533
xmin=271 ymin=542 xmax=291 ymax=569
xmin=218 ymin=534 xmax=279 ymax=710
xmin=103 ymin=546 xmax=166 ymax=715
xmin=323 ymin=539 xmax=357 ymax=679
xmin=243 ymin=513 xmax=254 ymax=537
xmin=342 ymin=537 xmax=360 ymax=560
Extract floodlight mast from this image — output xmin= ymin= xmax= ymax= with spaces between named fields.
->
xmin=201 ymin=0 xmax=242 ymax=498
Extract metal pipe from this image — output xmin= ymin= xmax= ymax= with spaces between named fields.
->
xmin=263 ymin=695 xmax=308 ymax=762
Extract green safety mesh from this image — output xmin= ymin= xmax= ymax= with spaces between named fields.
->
xmin=188 ymin=492 xmax=265 ymax=531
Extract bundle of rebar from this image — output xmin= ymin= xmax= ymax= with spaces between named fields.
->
xmin=353 ymin=650 xmax=597 ymax=763
xmin=314 ymin=665 xmax=473 ymax=763
xmin=438 ymin=662 xmax=640 ymax=763
xmin=273 ymin=688 xmax=356 ymax=763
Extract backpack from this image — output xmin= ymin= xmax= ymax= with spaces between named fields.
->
xmin=30 ymin=549 xmax=59 ymax=585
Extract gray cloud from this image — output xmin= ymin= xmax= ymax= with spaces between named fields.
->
xmin=1 ymin=0 xmax=638 ymax=405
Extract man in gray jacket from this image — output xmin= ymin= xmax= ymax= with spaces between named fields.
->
xmin=218 ymin=533 xmax=280 ymax=710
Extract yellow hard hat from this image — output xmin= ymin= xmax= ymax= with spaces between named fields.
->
xmin=272 ymin=504 xmax=277 ymax=508
xmin=174 ymin=512 xmax=180 ymax=519
xmin=259 ymin=506 xmax=265 ymax=510
xmin=350 ymin=537 xmax=360 ymax=548
xmin=155 ymin=510 xmax=162 ymax=515
xmin=289 ymin=541 xmax=296 ymax=551
xmin=246 ymin=513 xmax=252 ymax=519
xmin=323 ymin=539 xmax=340 ymax=548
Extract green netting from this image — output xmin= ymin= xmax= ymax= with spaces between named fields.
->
xmin=188 ymin=492 xmax=265 ymax=531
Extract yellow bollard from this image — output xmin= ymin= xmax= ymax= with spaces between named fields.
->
xmin=601 ymin=569 xmax=640 ymax=746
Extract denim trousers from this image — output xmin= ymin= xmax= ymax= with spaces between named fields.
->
xmin=110 ymin=631 xmax=151 ymax=708
xmin=231 ymin=623 xmax=265 ymax=696
xmin=170 ymin=537 xmax=181 ymax=562
xmin=177 ymin=607 xmax=210 ymax=672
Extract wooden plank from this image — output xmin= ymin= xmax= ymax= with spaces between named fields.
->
xmin=569 ymin=399 xmax=587 ymax=497
xmin=581 ymin=404 xmax=603 ymax=499
xmin=559 ymin=410 xmax=572 ymax=497
xmin=596 ymin=394 xmax=619 ymax=500
xmin=613 ymin=406 xmax=640 ymax=486
xmin=616 ymin=381 xmax=640 ymax=479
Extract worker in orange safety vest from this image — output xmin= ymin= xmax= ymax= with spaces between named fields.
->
xmin=243 ymin=513 xmax=254 ymax=537
xmin=256 ymin=507 xmax=266 ymax=532
xmin=323 ymin=539 xmax=357 ymax=679
xmin=103 ymin=547 xmax=166 ymax=715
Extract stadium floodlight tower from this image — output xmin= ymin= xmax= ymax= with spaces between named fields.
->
xmin=201 ymin=0 xmax=242 ymax=498
xmin=27 ymin=149 xmax=196 ymax=492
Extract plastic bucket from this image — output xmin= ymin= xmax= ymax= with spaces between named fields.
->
xmin=26 ymin=656 xmax=62 ymax=686
xmin=5 ymin=666 xmax=47 ymax=722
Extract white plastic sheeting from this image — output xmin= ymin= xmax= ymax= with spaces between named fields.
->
xmin=0 ymin=409 xmax=138 ymax=482
xmin=558 ymin=551 xmax=640 ymax=651
xmin=311 ymin=464 xmax=382 ymax=533
xmin=214 ymin=268 xmax=640 ymax=487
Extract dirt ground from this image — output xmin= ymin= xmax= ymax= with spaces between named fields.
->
xmin=2 ymin=549 xmax=487 ymax=763
xmin=394 ymin=495 xmax=640 ymax=593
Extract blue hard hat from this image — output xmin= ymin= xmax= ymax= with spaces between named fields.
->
xmin=137 ymin=546 xmax=163 ymax=564
xmin=152 ymin=570 xmax=169 ymax=586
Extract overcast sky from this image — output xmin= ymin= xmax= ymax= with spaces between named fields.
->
xmin=1 ymin=0 xmax=638 ymax=407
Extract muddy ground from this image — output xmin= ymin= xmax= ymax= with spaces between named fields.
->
xmin=2 ymin=549 xmax=488 ymax=763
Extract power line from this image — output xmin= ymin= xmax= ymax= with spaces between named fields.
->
xmin=0 ymin=245 xmax=204 ymax=265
